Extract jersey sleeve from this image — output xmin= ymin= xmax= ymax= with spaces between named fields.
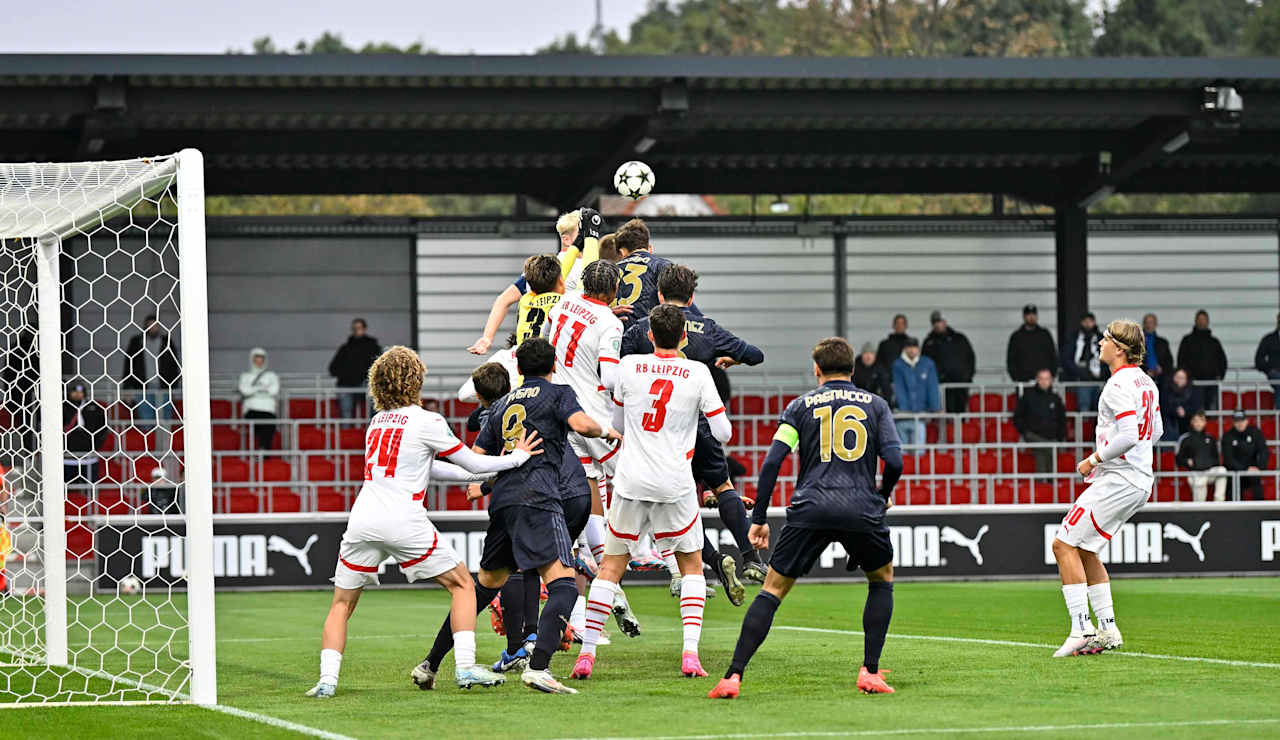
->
xmin=773 ymin=399 xmax=804 ymax=450
xmin=557 ymin=386 xmax=585 ymax=423
xmin=598 ymin=319 xmax=623 ymax=365
xmin=708 ymin=320 xmax=765 ymax=366
xmin=697 ymin=365 xmax=726 ymax=417
xmin=874 ymin=397 xmax=902 ymax=452
xmin=422 ymin=412 xmax=467 ymax=457
xmin=1103 ymin=379 xmax=1137 ymax=419
xmin=513 ymin=274 xmax=528 ymax=294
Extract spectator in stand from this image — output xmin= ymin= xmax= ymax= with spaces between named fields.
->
xmin=1061 ymin=312 xmax=1107 ymax=412
xmin=62 ymin=382 xmax=108 ymax=490
xmin=1222 ymin=410 xmax=1269 ymax=500
xmin=854 ymin=342 xmax=895 ymax=407
xmin=123 ymin=315 xmax=180 ymax=426
xmin=328 ymin=318 xmax=382 ymax=421
xmin=1006 ymin=304 xmax=1057 ymax=383
xmin=145 ymin=466 xmax=182 ymax=515
xmin=1142 ymin=313 xmax=1175 ymax=389
xmin=922 ymin=310 xmax=976 ymax=414
xmin=1013 ymin=368 xmax=1066 ymax=477
xmin=1177 ymin=310 xmax=1228 ymax=410
xmin=1161 ymin=368 xmax=1203 ymax=441
xmin=422 ymin=398 xmax=442 ymax=414
xmin=2 ymin=330 xmax=38 ymax=454
xmin=892 ymin=337 xmax=940 ymax=452
xmin=875 ymin=314 xmax=913 ymax=369
xmin=1177 ymin=411 xmax=1227 ymax=502
xmin=1253 ymin=311 xmax=1280 ymax=408
xmin=238 ymin=348 xmax=279 ymax=451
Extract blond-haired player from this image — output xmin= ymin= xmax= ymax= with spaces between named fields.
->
xmin=306 ymin=347 xmax=542 ymax=697
xmin=1053 ymin=318 xmax=1162 ymax=657
xmin=467 ymin=208 xmax=606 ymax=356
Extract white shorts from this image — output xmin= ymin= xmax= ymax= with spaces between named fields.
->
xmin=333 ymin=515 xmax=460 ymax=590
xmin=1056 ymin=473 xmax=1151 ymax=553
xmin=604 ymin=494 xmax=703 ymax=557
xmin=572 ymin=432 xmax=621 ymax=481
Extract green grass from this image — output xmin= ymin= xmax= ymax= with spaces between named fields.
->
xmin=3 ymin=578 xmax=1280 ymax=739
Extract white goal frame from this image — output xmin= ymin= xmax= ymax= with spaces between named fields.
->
xmin=1 ymin=149 xmax=216 ymax=705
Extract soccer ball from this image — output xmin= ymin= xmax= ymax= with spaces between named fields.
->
xmin=613 ymin=160 xmax=655 ymax=200
xmin=118 ymin=575 xmax=142 ymax=595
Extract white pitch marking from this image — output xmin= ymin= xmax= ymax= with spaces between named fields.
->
xmin=204 ymin=702 xmax=360 ymax=740
xmin=776 ymin=625 xmax=1280 ymax=669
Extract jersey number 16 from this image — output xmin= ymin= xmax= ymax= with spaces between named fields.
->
xmin=812 ymin=405 xmax=868 ymax=462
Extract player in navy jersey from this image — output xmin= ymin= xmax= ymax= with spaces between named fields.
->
xmin=612 ymin=218 xmax=694 ymax=326
xmin=416 ymin=339 xmax=620 ymax=696
xmin=709 ymin=337 xmax=904 ymax=699
xmin=620 ymin=264 xmax=768 ymax=595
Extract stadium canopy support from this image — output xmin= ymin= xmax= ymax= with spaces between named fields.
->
xmin=1054 ymin=204 xmax=1089 ymax=344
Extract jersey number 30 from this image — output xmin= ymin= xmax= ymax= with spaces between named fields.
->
xmin=812 ymin=406 xmax=868 ymax=462
xmin=1136 ymin=390 xmax=1155 ymax=441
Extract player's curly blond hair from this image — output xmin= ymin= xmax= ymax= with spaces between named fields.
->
xmin=1105 ymin=318 xmax=1145 ymax=365
xmin=368 ymin=346 xmax=425 ymax=412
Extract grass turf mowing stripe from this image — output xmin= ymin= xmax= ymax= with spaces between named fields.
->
xmin=775 ymin=625 xmax=1280 ymax=669
xmin=205 ymin=702 xmax=359 ymax=740
xmin=548 ymin=718 xmax=1280 ymax=740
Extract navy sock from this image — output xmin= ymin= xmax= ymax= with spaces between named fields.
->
xmin=716 ymin=489 xmax=758 ymax=563
xmin=427 ymin=582 xmax=501 ymax=671
xmin=702 ymin=533 xmax=721 ymax=566
xmin=521 ymin=569 xmax=541 ymax=640
xmin=863 ymin=581 xmax=894 ymax=674
xmin=530 ymin=576 xmax=577 ymax=671
xmin=500 ymin=573 xmax=525 ymax=654
xmin=726 ymin=590 xmax=781 ymax=679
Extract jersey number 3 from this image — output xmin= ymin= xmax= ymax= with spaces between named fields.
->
xmin=642 ymin=379 xmax=674 ymax=432
xmin=364 ymin=428 xmax=404 ymax=480
xmin=812 ymin=406 xmax=868 ymax=462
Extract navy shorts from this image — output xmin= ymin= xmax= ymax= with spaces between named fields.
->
xmin=692 ymin=416 xmax=731 ymax=489
xmin=562 ymin=493 xmax=592 ymax=541
xmin=480 ymin=505 xmax=575 ymax=573
xmin=769 ymin=524 xmax=893 ymax=579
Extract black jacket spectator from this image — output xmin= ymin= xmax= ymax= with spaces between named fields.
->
xmin=328 ymin=334 xmax=382 ymax=388
xmin=922 ymin=327 xmax=976 ymax=386
xmin=1013 ymin=386 xmax=1066 ymax=441
xmin=1007 ymin=325 xmax=1058 ymax=382
xmin=854 ymin=354 xmax=895 ymax=408
xmin=62 ymin=398 xmax=108 ymax=454
xmin=1161 ymin=375 xmax=1203 ymax=440
xmin=1061 ymin=325 xmax=1107 ymax=383
xmin=875 ymin=332 xmax=913 ymax=370
xmin=1176 ymin=429 xmax=1220 ymax=471
xmin=1177 ymin=328 xmax=1228 ymax=382
xmin=1256 ymin=327 xmax=1280 ymax=375
xmin=1222 ymin=425 xmax=1269 ymax=471
xmin=122 ymin=330 xmax=180 ymax=390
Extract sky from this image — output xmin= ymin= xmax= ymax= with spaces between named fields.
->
xmin=8 ymin=0 xmax=649 ymax=54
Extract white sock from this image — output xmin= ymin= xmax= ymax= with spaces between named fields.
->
xmin=1061 ymin=583 xmax=1092 ymax=636
xmin=662 ymin=548 xmax=680 ymax=578
xmin=319 ymin=648 xmax=342 ymax=685
xmin=570 ymin=594 xmax=586 ymax=632
xmin=679 ymin=574 xmax=706 ymax=654
xmin=581 ymin=578 xmax=619 ymax=657
xmin=1088 ymin=582 xmax=1115 ymax=631
xmin=586 ymin=514 xmax=607 ymax=564
xmin=453 ymin=630 xmax=476 ymax=670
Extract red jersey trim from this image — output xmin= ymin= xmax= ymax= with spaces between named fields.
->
xmin=654 ymin=350 xmax=679 ymax=358
xmin=654 ymin=509 xmax=701 ymax=540
xmin=607 ymin=521 xmax=639 ymax=541
xmin=398 ymin=531 xmax=440 ymax=569
xmin=686 ymin=449 xmax=695 ymax=460
xmin=440 ymin=442 xmax=465 ymax=457
xmin=613 ymin=396 xmax=624 ymax=406
xmin=599 ymin=356 xmax=619 ymax=364
xmin=583 ymin=296 xmax=609 ymax=307
xmin=340 ymin=557 xmax=379 ymax=573
xmin=705 ymin=407 xmax=726 ymax=417
xmin=1089 ymin=512 xmax=1112 ymax=541
xmin=411 ymin=489 xmax=425 ymax=502
xmin=598 ymin=443 xmax=621 ymax=463
xmin=1116 ymin=364 xmax=1140 ymax=371
xmin=1114 ymin=410 xmax=1136 ymax=419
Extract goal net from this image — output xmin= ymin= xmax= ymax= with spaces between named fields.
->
xmin=0 ymin=151 xmax=216 ymax=705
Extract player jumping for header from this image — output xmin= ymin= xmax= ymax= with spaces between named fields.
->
xmin=571 ymin=304 xmax=733 ymax=681
xmin=709 ymin=337 xmax=904 ymax=699
xmin=306 ymin=347 xmax=542 ymax=698
xmin=1054 ymin=318 xmax=1162 ymax=657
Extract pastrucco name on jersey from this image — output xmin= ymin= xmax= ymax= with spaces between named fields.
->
xmin=804 ymin=389 xmax=875 ymax=407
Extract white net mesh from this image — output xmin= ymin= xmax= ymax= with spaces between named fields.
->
xmin=0 ymin=154 xmax=205 ymax=703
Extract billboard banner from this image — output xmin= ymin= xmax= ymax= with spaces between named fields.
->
xmin=96 ymin=504 xmax=1280 ymax=589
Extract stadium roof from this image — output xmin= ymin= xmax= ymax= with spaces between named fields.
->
xmin=2 ymin=54 xmax=1278 ymax=207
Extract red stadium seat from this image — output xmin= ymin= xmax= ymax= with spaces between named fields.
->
xmin=1242 ymin=391 xmax=1274 ymax=410
xmin=1153 ymin=478 xmax=1178 ymax=502
xmin=64 ymin=494 xmax=90 ymax=516
xmin=906 ymin=483 xmax=933 ymax=506
xmin=66 ymin=523 xmax=94 ymax=560
xmin=209 ymin=399 xmax=234 ymax=419
xmin=212 ymin=426 xmax=241 ymax=451
xmin=965 ymin=451 xmax=999 ymax=475
xmin=339 ymin=427 xmax=366 ymax=450
xmin=997 ymin=421 xmax=1020 ymax=443
xmin=317 ymin=488 xmax=351 ymax=512
xmin=1001 ymin=452 xmax=1036 ymax=475
xmin=751 ymin=422 xmax=776 ymax=447
xmin=977 ymin=393 xmax=1005 ymax=412
xmin=731 ymin=395 xmax=766 ymax=416
xmin=1157 ymin=450 xmax=1176 ymax=472
xmin=774 ymin=394 xmax=799 ymax=414
xmin=993 ymin=483 xmax=1015 ymax=504
xmin=134 ymin=457 xmax=161 ymax=482
xmin=941 ymin=484 xmax=972 ymax=504
xmin=262 ymin=459 xmax=291 ymax=482
xmin=289 ymin=398 xmax=324 ymax=419
xmin=1261 ymin=416 xmax=1278 ymax=440
xmin=930 ymin=453 xmax=956 ymax=476
xmin=1203 ymin=420 xmax=1220 ymax=439
xmin=224 ymin=490 xmax=262 ymax=514
xmin=1032 ymin=483 xmax=1056 ymax=504
xmin=98 ymin=432 xmax=117 ymax=453
xmin=95 ymin=488 xmax=132 ymax=515
xmin=1064 ymin=392 xmax=1078 ymax=412
xmin=102 ymin=457 xmax=127 ymax=483
xmin=306 ymin=458 xmax=336 ymax=482
xmin=1219 ymin=391 xmax=1238 ymax=410
xmin=450 ymin=400 xmax=479 ymax=419
xmin=270 ymin=488 xmax=302 ymax=512
xmin=961 ymin=420 xmax=983 ymax=444
xmin=122 ymin=428 xmax=154 ymax=452
xmin=298 ymin=425 xmax=328 ymax=450
xmin=445 ymin=487 xmax=475 ymax=510
xmin=163 ymin=427 xmax=184 ymax=452
xmin=901 ymin=455 xmax=917 ymax=476
xmin=1057 ymin=452 xmax=1078 ymax=473
xmin=217 ymin=457 xmax=251 ymax=482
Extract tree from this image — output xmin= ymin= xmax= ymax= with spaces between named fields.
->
xmin=1095 ymin=0 xmax=1257 ymax=56
xmin=235 ymin=31 xmax=434 ymax=55
xmin=1242 ymin=0 xmax=1280 ymax=55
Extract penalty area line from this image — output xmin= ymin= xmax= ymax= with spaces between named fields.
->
xmin=775 ymin=625 xmax=1280 ymax=669
xmin=547 ymin=717 xmax=1280 ymax=740
xmin=203 ymin=702 xmax=359 ymax=740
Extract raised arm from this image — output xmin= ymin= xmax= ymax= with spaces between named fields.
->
xmin=469 ymin=283 xmax=522 ymax=355
xmin=430 ymin=459 xmax=494 ymax=483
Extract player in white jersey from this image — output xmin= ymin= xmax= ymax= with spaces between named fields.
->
xmin=306 ymin=347 xmax=542 ymax=697
xmin=571 ymin=305 xmax=733 ymax=681
xmin=1052 ymin=319 xmax=1163 ymax=657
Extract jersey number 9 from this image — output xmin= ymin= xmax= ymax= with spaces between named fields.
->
xmin=812 ymin=405 xmax=868 ymax=462
xmin=501 ymin=404 xmax=527 ymax=453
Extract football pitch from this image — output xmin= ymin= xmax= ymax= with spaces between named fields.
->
xmin=4 ymin=577 xmax=1279 ymax=739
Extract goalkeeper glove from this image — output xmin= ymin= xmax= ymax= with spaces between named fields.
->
xmin=579 ymin=207 xmax=605 ymax=242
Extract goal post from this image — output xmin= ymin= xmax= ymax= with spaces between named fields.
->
xmin=0 ymin=150 xmax=216 ymax=705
